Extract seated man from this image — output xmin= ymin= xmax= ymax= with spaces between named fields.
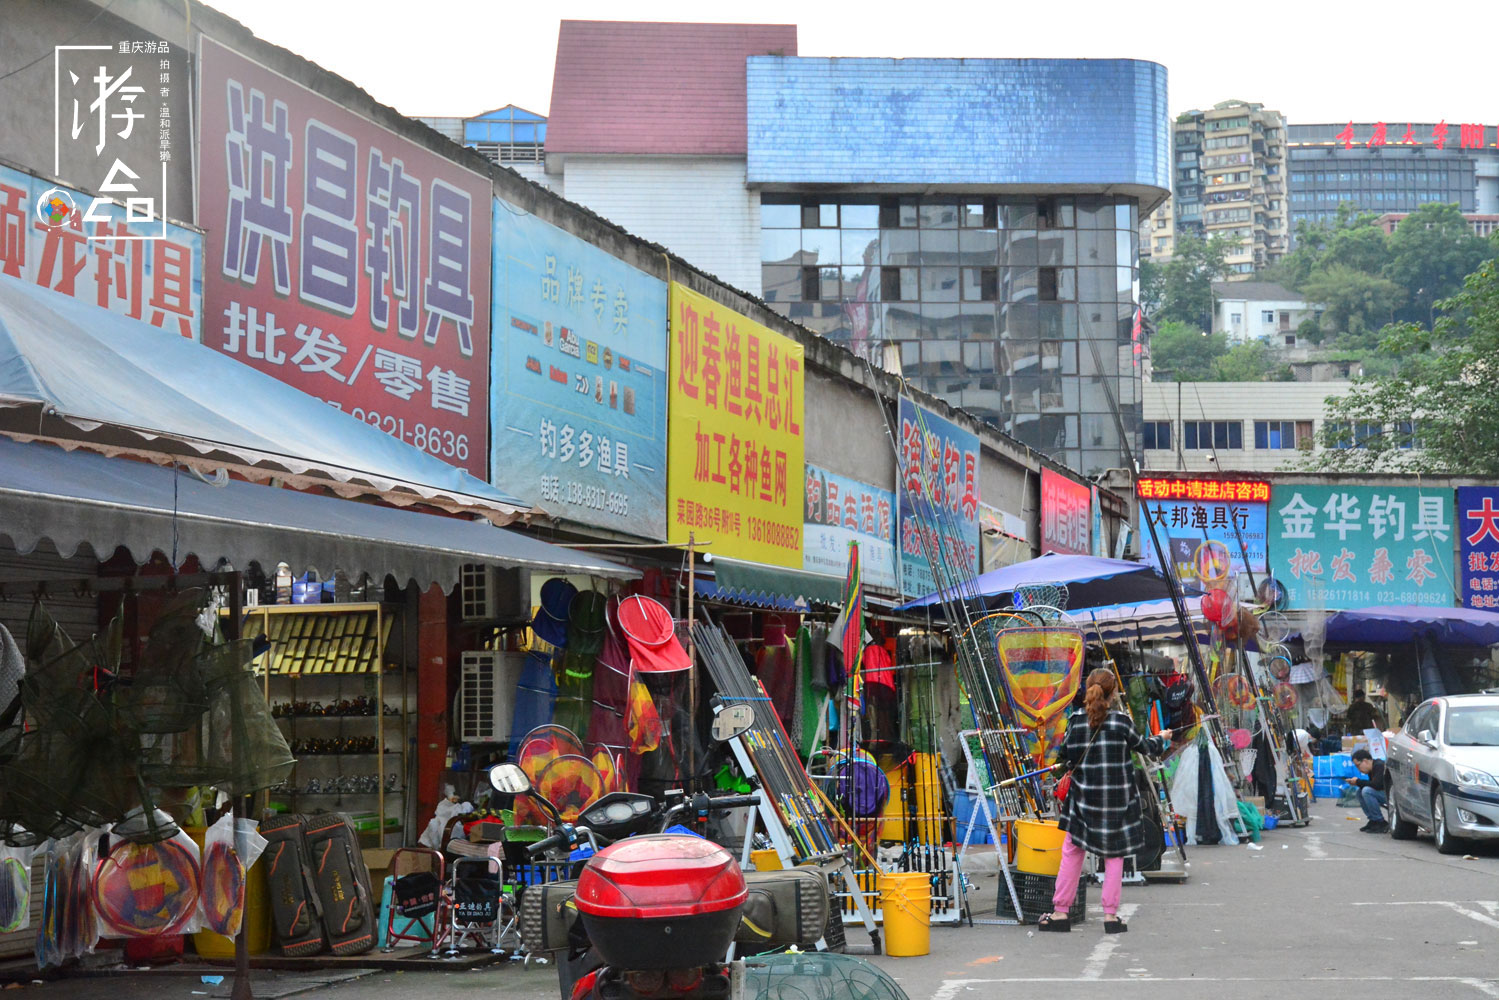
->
xmin=1345 ymin=749 xmax=1388 ymax=833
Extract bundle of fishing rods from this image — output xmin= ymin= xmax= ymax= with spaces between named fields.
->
xmin=869 ymin=393 xmax=1050 ymax=822
xmin=694 ymin=619 xmax=842 ymax=861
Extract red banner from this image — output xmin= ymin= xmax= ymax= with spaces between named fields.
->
xmin=1040 ymin=468 xmax=1091 ymax=556
xmin=196 ymin=37 xmax=490 ymax=475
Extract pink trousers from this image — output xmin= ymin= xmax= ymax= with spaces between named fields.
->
xmin=1051 ymin=835 xmax=1123 ymax=916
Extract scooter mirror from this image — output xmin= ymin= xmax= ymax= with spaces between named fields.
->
xmin=489 ymin=762 xmax=531 ymax=794
xmin=711 ymin=704 xmax=755 ymax=742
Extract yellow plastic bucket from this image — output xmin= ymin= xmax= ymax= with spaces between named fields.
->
xmin=185 ymin=826 xmax=272 ymax=958
xmin=1014 ymin=819 xmax=1066 ymax=876
xmin=749 ymin=849 xmax=783 ymax=871
xmin=878 ymin=872 xmax=931 ymax=957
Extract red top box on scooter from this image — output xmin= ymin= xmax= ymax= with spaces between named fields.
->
xmin=574 ymin=834 xmax=747 ymax=969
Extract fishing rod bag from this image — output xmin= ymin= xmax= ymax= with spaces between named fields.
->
xmin=302 ymin=814 xmax=376 ymax=955
xmin=261 ymin=813 xmax=325 ymax=956
xmin=734 ymin=868 xmax=830 ymax=953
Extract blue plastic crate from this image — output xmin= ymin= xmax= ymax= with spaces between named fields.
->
xmin=1313 ymin=753 xmax=1356 ymax=779
xmin=954 ymin=790 xmax=998 ymax=845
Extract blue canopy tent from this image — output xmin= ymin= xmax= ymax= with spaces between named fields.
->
xmin=0 ymin=276 xmax=526 ymax=522
xmin=895 ymin=552 xmax=1177 ymax=614
xmin=1323 ymin=605 xmax=1499 ymax=649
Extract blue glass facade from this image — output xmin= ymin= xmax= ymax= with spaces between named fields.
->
xmin=746 ymin=59 xmax=1168 ymax=475
xmin=745 ymin=58 xmax=1170 ymax=191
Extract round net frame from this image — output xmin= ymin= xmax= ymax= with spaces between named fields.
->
xmin=742 ymin=951 xmax=910 ymax=1000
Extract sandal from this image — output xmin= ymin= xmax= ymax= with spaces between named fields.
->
xmin=1037 ymin=913 xmax=1072 ymax=932
xmin=1104 ymin=917 xmax=1128 ymax=934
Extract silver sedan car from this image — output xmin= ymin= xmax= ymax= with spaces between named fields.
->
xmin=1385 ymin=694 xmax=1499 ymax=853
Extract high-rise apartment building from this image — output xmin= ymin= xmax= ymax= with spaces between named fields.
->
xmin=1140 ymin=101 xmax=1288 ymax=277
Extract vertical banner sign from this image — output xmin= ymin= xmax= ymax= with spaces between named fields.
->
xmin=897 ymin=398 xmax=980 ymax=599
xmin=197 ymin=37 xmax=491 ymax=476
xmin=491 ymin=201 xmax=668 ymax=539
xmin=1040 ymin=468 xmax=1091 ymax=556
xmin=803 ymin=465 xmax=897 ymax=593
xmin=0 ymin=165 xmax=203 ymax=338
xmin=667 ymin=283 xmax=804 ymax=566
xmin=1137 ymin=477 xmax=1271 ymax=588
xmin=1270 ymin=485 xmax=1454 ymax=609
xmin=1457 ymin=486 xmax=1499 ymax=609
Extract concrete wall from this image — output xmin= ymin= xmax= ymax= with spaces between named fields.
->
xmin=1142 ymin=380 xmax=1352 ymax=473
xmin=555 ymin=155 xmax=762 ymax=295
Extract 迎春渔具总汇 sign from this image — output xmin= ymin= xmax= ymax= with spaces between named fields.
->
xmin=666 ymin=284 xmax=804 ymax=566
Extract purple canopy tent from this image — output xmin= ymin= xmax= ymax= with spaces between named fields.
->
xmin=895 ymin=553 xmax=1175 ymax=613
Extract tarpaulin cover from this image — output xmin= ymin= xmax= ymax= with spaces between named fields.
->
xmin=0 ymin=437 xmax=635 ymax=588
xmin=0 ymin=276 xmax=524 ymax=521
xmin=1322 ymin=605 xmax=1499 ymax=649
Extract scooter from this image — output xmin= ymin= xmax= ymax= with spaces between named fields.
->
xmin=492 ymin=708 xmax=878 ymax=1000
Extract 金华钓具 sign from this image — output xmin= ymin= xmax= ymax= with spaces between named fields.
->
xmin=1457 ymin=486 xmax=1499 ymax=609
xmin=804 ymin=465 xmax=897 ymax=593
xmin=1040 ymin=468 xmax=1091 ymax=556
xmin=667 ymin=283 xmax=804 ymax=566
xmin=1269 ymin=485 xmax=1454 ymax=609
xmin=197 ymin=37 xmax=491 ymax=477
xmin=491 ymin=201 xmax=667 ymax=539
xmin=1137 ymin=477 xmax=1270 ymax=588
xmin=897 ymin=398 xmax=980 ymax=599
xmin=0 ymin=164 xmax=202 ymax=339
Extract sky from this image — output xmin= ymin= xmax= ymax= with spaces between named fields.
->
xmin=201 ymin=0 xmax=1493 ymax=127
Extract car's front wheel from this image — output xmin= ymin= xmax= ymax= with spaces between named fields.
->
xmin=1389 ymin=792 xmax=1417 ymax=840
xmin=1432 ymin=790 xmax=1465 ymax=855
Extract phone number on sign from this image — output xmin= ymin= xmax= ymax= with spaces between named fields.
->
xmin=539 ymin=476 xmax=629 ymax=517
xmin=349 ymin=408 xmax=469 ymax=462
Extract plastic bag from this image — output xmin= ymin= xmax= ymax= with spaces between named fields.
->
xmin=1169 ymin=739 xmax=1241 ymax=846
xmin=0 ymin=843 xmax=33 ymax=933
xmin=38 ymin=830 xmax=103 ymax=969
xmin=198 ymin=813 xmax=267 ymax=937
xmin=626 ymin=677 xmax=661 ymax=752
xmin=93 ymin=827 xmax=202 ymax=939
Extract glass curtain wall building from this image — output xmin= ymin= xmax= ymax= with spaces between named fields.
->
xmin=746 ymin=57 xmax=1167 ymax=475
xmin=760 ymin=193 xmax=1142 ymax=475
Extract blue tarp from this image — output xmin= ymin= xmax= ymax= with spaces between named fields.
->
xmin=0 ymin=277 xmax=526 ymax=520
xmin=1323 ymin=605 xmax=1499 ymax=649
xmin=0 ymin=436 xmax=635 ymax=587
xmin=896 ymin=553 xmax=1172 ymax=612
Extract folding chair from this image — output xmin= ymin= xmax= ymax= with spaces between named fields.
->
xmin=381 ymin=847 xmax=449 ymax=956
xmin=443 ymin=856 xmax=508 ymax=956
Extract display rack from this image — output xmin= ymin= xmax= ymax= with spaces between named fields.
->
xmin=234 ymin=602 xmax=408 ymax=847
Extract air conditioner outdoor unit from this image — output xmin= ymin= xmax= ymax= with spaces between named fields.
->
xmin=458 ymin=650 xmax=527 ymax=744
xmin=459 ymin=564 xmax=530 ymax=623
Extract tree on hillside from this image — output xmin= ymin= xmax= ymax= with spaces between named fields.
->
xmin=1272 ymin=205 xmax=1385 ymax=289
xmin=1148 ymin=320 xmax=1226 ymax=381
xmin=1384 ymin=203 xmax=1496 ymax=327
xmin=1212 ymin=340 xmax=1281 ymax=382
xmin=1298 ymin=264 xmax=1405 ymax=347
xmin=1155 ymin=235 xmax=1235 ymax=330
xmin=1314 ymin=258 xmax=1499 ymax=475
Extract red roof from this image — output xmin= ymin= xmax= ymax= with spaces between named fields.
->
xmin=546 ymin=20 xmax=797 ymax=156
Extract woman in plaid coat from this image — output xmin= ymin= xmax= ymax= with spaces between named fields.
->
xmin=1040 ymin=668 xmax=1171 ymax=934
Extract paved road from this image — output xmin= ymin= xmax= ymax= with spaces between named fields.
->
xmin=15 ymin=800 xmax=1497 ymax=1000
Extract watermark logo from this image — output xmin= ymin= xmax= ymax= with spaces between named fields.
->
xmin=54 ymin=41 xmax=172 ymax=241
xmin=34 ymin=187 xmax=76 ymax=229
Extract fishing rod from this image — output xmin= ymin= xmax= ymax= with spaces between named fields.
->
xmin=861 ymin=367 xmax=1042 ymax=819
xmin=1086 ymin=610 xmax=1190 ymax=868
xmin=1080 ymin=333 xmax=1243 ymax=786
